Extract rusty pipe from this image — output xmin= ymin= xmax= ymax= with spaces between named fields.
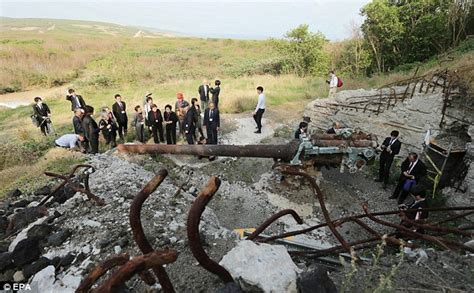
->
xmin=187 ymin=176 xmax=234 ymax=284
xmin=129 ymin=169 xmax=175 ymax=293
xmin=310 ymin=139 xmax=377 ymax=148
xmin=76 ymin=253 xmax=130 ymax=293
xmin=400 ymin=213 xmax=474 ymax=238
xmin=93 ymin=251 xmax=178 ymax=293
xmin=246 ymin=209 xmax=303 ymax=241
xmin=118 ymin=143 xmax=300 ymax=161
xmin=351 ymin=218 xmax=413 ymax=248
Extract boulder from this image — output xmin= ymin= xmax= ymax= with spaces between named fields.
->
xmin=297 ymin=266 xmax=337 ymax=293
xmin=220 ymin=241 xmax=299 ymax=292
xmin=27 ymin=224 xmax=53 ymax=240
xmin=30 ymin=265 xmax=55 ymax=292
xmin=11 ymin=238 xmax=41 ymax=266
xmin=34 ymin=186 xmax=51 ymax=196
xmin=23 ymin=257 xmax=51 ymax=279
xmin=47 ymin=229 xmax=71 ymax=247
xmin=11 ymin=199 xmax=30 ymax=208
xmin=0 ymin=252 xmax=12 ymax=271
xmin=6 ymin=189 xmax=22 ymax=198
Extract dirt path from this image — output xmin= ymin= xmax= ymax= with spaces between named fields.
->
xmin=0 ymin=85 xmax=70 ymax=108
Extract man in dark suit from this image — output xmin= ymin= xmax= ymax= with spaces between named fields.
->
xmin=82 ymin=105 xmax=100 ymax=154
xmin=198 ymin=80 xmax=210 ymax=111
xmin=209 ymin=80 xmax=221 ymax=108
xmin=66 ymin=88 xmax=86 ymax=111
xmin=147 ymin=104 xmax=164 ymax=144
xmin=183 ymin=105 xmax=196 ymax=145
xmin=112 ymin=94 xmax=128 ymax=141
xmin=390 ymin=152 xmax=427 ymax=204
xmin=72 ymin=108 xmax=88 ymax=151
xmin=399 ymin=186 xmax=429 ymax=233
xmin=33 ymin=97 xmax=51 ymax=135
xmin=375 ymin=130 xmax=402 ymax=188
xmin=203 ymin=102 xmax=220 ymax=145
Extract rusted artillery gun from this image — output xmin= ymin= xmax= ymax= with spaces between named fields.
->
xmin=117 ymin=129 xmax=377 ymax=174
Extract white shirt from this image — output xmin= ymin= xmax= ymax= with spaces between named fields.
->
xmin=408 ymin=159 xmax=418 ymax=174
xmin=55 ymin=134 xmax=78 ymax=148
xmin=329 ymin=74 xmax=338 ymax=88
xmin=255 ymin=93 xmax=266 ymax=112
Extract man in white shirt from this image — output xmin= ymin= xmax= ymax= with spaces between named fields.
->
xmin=253 ymin=86 xmax=266 ymax=134
xmin=327 ymin=71 xmax=338 ymax=98
xmin=55 ymin=134 xmax=84 ymax=151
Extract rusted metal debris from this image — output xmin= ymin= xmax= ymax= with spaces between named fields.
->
xmin=41 ymin=164 xmax=105 ymax=206
xmin=76 ymin=253 xmax=130 ymax=293
xmin=129 ymin=169 xmax=176 ymax=293
xmin=246 ymin=209 xmax=303 ymax=241
xmin=187 ymin=176 xmax=234 ymax=284
xmin=92 ymin=251 xmax=178 ymax=293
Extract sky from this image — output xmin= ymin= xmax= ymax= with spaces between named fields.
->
xmin=0 ymin=0 xmax=370 ymax=40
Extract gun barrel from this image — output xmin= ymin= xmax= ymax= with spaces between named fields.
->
xmin=117 ymin=143 xmax=300 ymax=161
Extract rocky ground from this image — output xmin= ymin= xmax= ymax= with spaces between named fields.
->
xmin=1 ymin=108 xmax=473 ymax=292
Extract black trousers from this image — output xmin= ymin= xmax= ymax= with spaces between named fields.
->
xmin=88 ymin=135 xmax=99 ymax=154
xmin=206 ymin=126 xmax=218 ymax=144
xmin=378 ymin=153 xmax=394 ymax=184
xmin=166 ymin=125 xmax=177 ymax=144
xmin=151 ymin=125 xmax=164 ymax=143
xmin=102 ymin=130 xmax=117 ymax=147
xmin=253 ymin=108 xmax=265 ymax=131
xmin=186 ymin=127 xmax=195 ymax=145
xmin=117 ymin=121 xmax=127 ymax=139
xmin=393 ymin=177 xmax=410 ymax=204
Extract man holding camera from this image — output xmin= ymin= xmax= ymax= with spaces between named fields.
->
xmin=66 ymin=88 xmax=86 ymax=111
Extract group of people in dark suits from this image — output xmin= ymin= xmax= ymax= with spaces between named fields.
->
xmin=375 ymin=130 xmax=429 ymax=225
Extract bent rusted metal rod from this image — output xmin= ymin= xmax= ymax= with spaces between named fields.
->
xmin=39 ymin=164 xmax=94 ymax=206
xmin=400 ymin=213 xmax=474 ymax=238
xmin=129 ymin=169 xmax=175 ymax=293
xmin=279 ymin=168 xmax=351 ymax=253
xmin=363 ymin=204 xmax=474 ymax=253
xmin=44 ymin=171 xmax=105 ymax=206
xmin=258 ymin=206 xmax=474 ymax=244
xmin=351 ymin=218 xmax=413 ymax=248
xmin=292 ymin=236 xmax=381 ymax=258
xmin=246 ymin=209 xmax=304 ymax=241
xmin=93 ymin=251 xmax=178 ymax=293
xmin=433 ymin=211 xmax=474 ymax=225
xmin=187 ymin=176 xmax=234 ymax=284
xmin=76 ymin=253 xmax=130 ymax=293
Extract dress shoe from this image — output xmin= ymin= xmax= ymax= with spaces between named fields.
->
xmin=254 ymin=130 xmax=261 ymax=134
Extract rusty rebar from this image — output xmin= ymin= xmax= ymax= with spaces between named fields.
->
xmin=129 ymin=169 xmax=175 ymax=293
xmin=92 ymin=251 xmax=178 ymax=293
xmin=246 ymin=209 xmax=303 ymax=241
xmin=351 ymin=218 xmax=412 ymax=248
xmin=291 ymin=236 xmax=381 ymax=258
xmin=363 ymin=204 xmax=474 ymax=253
xmin=39 ymin=164 xmax=94 ymax=206
xmin=187 ymin=176 xmax=234 ymax=284
xmin=278 ymin=167 xmax=351 ymax=253
xmin=76 ymin=253 xmax=130 ymax=293
xmin=400 ymin=213 xmax=474 ymax=238
xmin=258 ymin=206 xmax=474 ymax=244
xmin=433 ymin=211 xmax=474 ymax=225
xmin=43 ymin=171 xmax=105 ymax=206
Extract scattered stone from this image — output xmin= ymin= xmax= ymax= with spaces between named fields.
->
xmin=11 ymin=199 xmax=30 ymax=208
xmin=23 ymin=257 xmax=51 ymax=279
xmin=6 ymin=189 xmax=22 ymax=198
xmin=6 ymin=206 xmax=48 ymax=235
xmin=47 ymin=229 xmax=71 ymax=247
xmin=11 ymin=238 xmax=41 ymax=266
xmin=52 ymin=253 xmax=75 ymax=269
xmin=82 ymin=219 xmax=101 ymax=228
xmin=98 ymin=238 xmax=112 ymax=248
xmin=114 ymin=245 xmax=122 ymax=254
xmin=30 ymin=266 xmax=55 ymax=291
xmin=117 ymin=237 xmax=128 ymax=248
xmin=0 ymin=269 xmax=15 ymax=282
xmin=464 ymin=239 xmax=474 ymax=250
xmin=27 ymin=223 xmax=53 ymax=240
xmin=82 ymin=245 xmax=91 ymax=254
xmin=0 ymin=252 xmax=12 ymax=271
xmin=297 ymin=266 xmax=337 ymax=293
xmin=13 ymin=270 xmax=25 ymax=282
xmin=220 ymin=241 xmax=299 ymax=292
xmin=34 ymin=185 xmax=51 ymax=196
xmin=216 ymin=282 xmax=242 ymax=293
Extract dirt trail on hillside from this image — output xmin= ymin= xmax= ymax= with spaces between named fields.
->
xmin=0 ymin=85 xmax=70 ymax=108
